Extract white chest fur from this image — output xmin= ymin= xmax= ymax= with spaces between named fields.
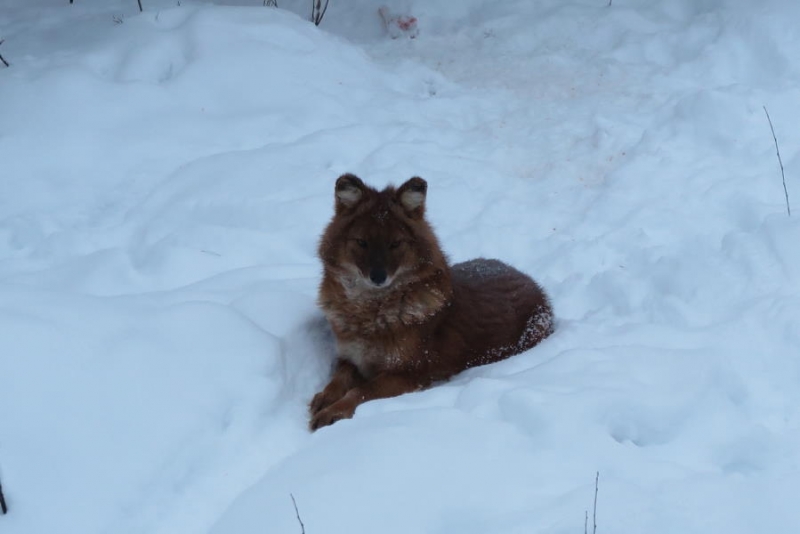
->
xmin=336 ymin=338 xmax=402 ymax=377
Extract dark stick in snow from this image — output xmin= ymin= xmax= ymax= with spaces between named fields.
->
xmin=137 ymin=0 xmax=143 ymax=12
xmin=311 ymin=0 xmax=330 ymax=26
xmin=593 ymin=471 xmax=599 ymax=534
xmin=0 ymin=40 xmax=9 ymax=68
xmin=317 ymin=0 xmax=330 ymax=24
xmin=763 ymin=106 xmax=791 ymax=216
xmin=0 ymin=477 xmax=8 ymax=515
xmin=290 ymin=493 xmax=305 ymax=534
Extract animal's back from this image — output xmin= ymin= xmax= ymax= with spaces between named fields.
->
xmin=443 ymin=258 xmax=553 ymax=369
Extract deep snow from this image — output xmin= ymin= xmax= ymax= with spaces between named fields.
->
xmin=1 ymin=1 xmax=799 ymax=533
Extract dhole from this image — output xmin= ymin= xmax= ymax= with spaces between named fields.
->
xmin=309 ymin=174 xmax=553 ymax=430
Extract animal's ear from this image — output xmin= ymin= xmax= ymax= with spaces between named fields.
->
xmin=396 ymin=177 xmax=427 ymax=218
xmin=335 ymin=173 xmax=365 ymax=212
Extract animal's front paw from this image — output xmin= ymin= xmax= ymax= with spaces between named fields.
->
xmin=309 ymin=397 xmax=357 ymax=431
xmin=309 ymin=387 xmax=345 ymax=416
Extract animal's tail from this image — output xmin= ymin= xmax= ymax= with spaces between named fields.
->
xmin=519 ymin=301 xmax=555 ymax=351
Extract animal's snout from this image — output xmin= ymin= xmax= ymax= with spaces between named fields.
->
xmin=369 ymin=268 xmax=388 ymax=286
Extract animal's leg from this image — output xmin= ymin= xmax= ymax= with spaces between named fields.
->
xmin=309 ymin=359 xmax=364 ymax=417
xmin=310 ymin=371 xmax=429 ymax=431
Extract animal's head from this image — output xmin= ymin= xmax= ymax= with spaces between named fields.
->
xmin=319 ymin=173 xmax=446 ymax=290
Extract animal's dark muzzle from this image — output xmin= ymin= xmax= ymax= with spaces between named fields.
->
xmin=369 ymin=267 xmax=388 ymax=286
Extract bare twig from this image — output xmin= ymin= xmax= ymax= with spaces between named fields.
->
xmin=311 ymin=0 xmax=330 ymax=26
xmin=137 ymin=0 xmax=143 ymax=12
xmin=0 ymin=39 xmax=9 ymax=68
xmin=264 ymin=0 xmax=278 ymax=6
xmin=584 ymin=510 xmax=588 ymax=534
xmin=317 ymin=0 xmax=330 ymax=24
xmin=290 ymin=493 xmax=305 ymax=534
xmin=763 ymin=106 xmax=791 ymax=216
xmin=593 ymin=471 xmax=599 ymax=534
xmin=0 ymin=476 xmax=8 ymax=515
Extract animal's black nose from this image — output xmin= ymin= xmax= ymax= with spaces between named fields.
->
xmin=369 ymin=268 xmax=387 ymax=286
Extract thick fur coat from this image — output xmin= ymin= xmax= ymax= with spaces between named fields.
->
xmin=309 ymin=174 xmax=553 ymax=430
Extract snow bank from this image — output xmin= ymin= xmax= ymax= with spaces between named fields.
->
xmin=1 ymin=1 xmax=799 ymax=533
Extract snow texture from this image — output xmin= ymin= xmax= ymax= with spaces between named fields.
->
xmin=1 ymin=0 xmax=799 ymax=533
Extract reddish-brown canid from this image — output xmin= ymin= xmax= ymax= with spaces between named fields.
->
xmin=309 ymin=174 xmax=554 ymax=430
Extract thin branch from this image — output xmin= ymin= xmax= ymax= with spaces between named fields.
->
xmin=290 ymin=493 xmax=305 ymax=534
xmin=0 ymin=477 xmax=8 ymax=515
xmin=584 ymin=510 xmax=588 ymax=534
xmin=0 ymin=40 xmax=9 ymax=68
xmin=593 ymin=471 xmax=599 ymax=534
xmin=137 ymin=0 xmax=143 ymax=12
xmin=763 ymin=106 xmax=791 ymax=216
xmin=311 ymin=0 xmax=330 ymax=26
xmin=317 ymin=0 xmax=330 ymax=24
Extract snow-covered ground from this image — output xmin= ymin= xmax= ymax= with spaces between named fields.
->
xmin=1 ymin=0 xmax=799 ymax=532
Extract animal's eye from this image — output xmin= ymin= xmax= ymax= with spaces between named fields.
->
xmin=355 ymin=239 xmax=368 ymax=248
xmin=389 ymin=240 xmax=402 ymax=250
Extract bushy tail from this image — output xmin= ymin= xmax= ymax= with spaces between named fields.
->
xmin=520 ymin=302 xmax=555 ymax=351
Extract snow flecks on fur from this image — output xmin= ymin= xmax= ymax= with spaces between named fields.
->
xmin=470 ymin=304 xmax=554 ymax=368
xmin=372 ymin=209 xmax=390 ymax=224
xmin=452 ymin=258 xmax=513 ymax=280
xmin=519 ymin=304 xmax=555 ymax=349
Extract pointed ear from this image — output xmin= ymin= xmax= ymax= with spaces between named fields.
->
xmin=396 ymin=177 xmax=427 ymax=218
xmin=335 ymin=173 xmax=365 ymax=212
